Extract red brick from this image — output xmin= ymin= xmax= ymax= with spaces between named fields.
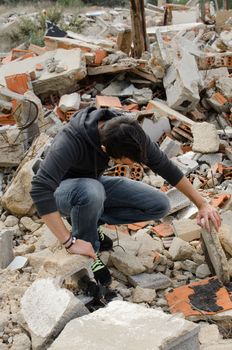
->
xmin=211 ymin=194 xmax=231 ymax=208
xmin=5 ymin=73 xmax=32 ymax=95
xmin=152 ymin=223 xmax=174 ymax=237
xmin=95 ymin=49 xmax=107 ymax=65
xmin=96 ymin=95 xmax=122 ymax=109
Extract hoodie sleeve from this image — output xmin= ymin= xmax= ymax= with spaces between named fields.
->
xmin=145 ymin=136 xmax=184 ymax=186
xmin=30 ymin=133 xmax=81 ymax=216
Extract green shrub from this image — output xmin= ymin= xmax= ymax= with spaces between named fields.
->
xmin=15 ymin=16 xmax=45 ymax=47
xmin=38 ymin=5 xmax=63 ymax=31
xmin=57 ymin=0 xmax=83 ymax=6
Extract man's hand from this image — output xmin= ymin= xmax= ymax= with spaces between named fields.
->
xmin=67 ymin=239 xmax=96 ymax=259
xmin=196 ymin=202 xmax=221 ymax=232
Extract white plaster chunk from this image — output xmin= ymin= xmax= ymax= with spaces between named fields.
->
xmin=192 ymin=122 xmax=220 ymax=153
xmin=21 ymin=278 xmax=89 ymax=349
xmin=49 ymin=301 xmax=199 ymax=350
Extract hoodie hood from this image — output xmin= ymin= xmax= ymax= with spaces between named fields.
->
xmin=70 ymin=107 xmax=120 ymax=155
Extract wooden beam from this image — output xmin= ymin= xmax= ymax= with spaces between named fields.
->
xmin=130 ymin=0 xmax=148 ymax=58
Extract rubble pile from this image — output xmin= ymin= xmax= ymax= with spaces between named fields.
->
xmin=0 ymin=2 xmax=232 ymax=350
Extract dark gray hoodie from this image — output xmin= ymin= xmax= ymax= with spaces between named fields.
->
xmin=30 ymin=107 xmax=184 ymax=216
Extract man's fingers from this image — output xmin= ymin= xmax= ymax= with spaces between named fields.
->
xmin=196 ymin=214 xmax=201 ymax=226
xmin=202 ymin=216 xmax=210 ymax=232
xmin=209 ymin=210 xmax=221 ymax=231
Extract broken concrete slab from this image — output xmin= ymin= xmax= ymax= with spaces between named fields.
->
xmin=2 ymin=133 xmax=51 ymax=216
xmin=192 ymin=122 xmax=220 ymax=153
xmin=1 ymin=158 xmax=37 ymax=216
xmin=218 ymin=224 xmax=232 ymax=257
xmin=128 ymin=272 xmax=172 ymax=290
xmin=173 ymin=218 xmax=202 ymax=242
xmin=166 ymin=188 xmax=191 ymax=214
xmin=163 ymin=51 xmax=201 ymax=112
xmin=160 ymin=136 xmax=182 ymax=159
xmin=49 ymin=300 xmax=200 ymax=350
xmin=0 ymin=127 xmax=25 ymax=167
xmin=110 ymin=247 xmax=146 ymax=276
xmin=201 ymin=225 xmax=230 ymax=284
xmin=133 ymin=229 xmax=164 ymax=255
xmin=21 ymin=278 xmax=89 ymax=350
xmin=132 ymin=286 xmax=156 ymax=304
xmin=198 ymin=153 xmax=223 ymax=167
xmin=141 ymin=116 xmax=171 ymax=143
xmin=0 ymin=230 xmax=13 ymax=269
xmin=101 ymin=80 xmax=134 ymax=97
xmin=171 ymin=155 xmax=199 ymax=176
xmin=0 ymin=49 xmax=86 ymax=96
xmin=38 ymin=247 xmax=93 ymax=283
xmin=169 ymin=237 xmax=194 ymax=261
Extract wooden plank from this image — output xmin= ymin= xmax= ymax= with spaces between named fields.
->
xmin=132 ymin=68 xmax=160 ymax=83
xmin=87 ymin=64 xmax=135 ymax=76
xmin=147 ymin=22 xmax=205 ymax=35
xmin=147 ymin=100 xmax=195 ymax=126
xmin=201 ymin=224 xmax=230 ymax=284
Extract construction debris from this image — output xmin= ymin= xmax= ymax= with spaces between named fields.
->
xmin=0 ymin=1 xmax=231 ymax=349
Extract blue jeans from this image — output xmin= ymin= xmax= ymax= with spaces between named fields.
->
xmin=54 ymin=176 xmax=170 ymax=251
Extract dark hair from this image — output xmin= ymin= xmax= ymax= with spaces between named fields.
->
xmin=99 ymin=116 xmax=147 ymax=163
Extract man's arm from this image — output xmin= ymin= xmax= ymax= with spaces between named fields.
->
xmin=175 ymin=176 xmax=221 ymax=232
xmin=42 ymin=212 xmax=96 ymax=259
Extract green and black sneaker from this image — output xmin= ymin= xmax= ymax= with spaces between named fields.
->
xmin=98 ymin=227 xmax=113 ymax=252
xmin=91 ymin=254 xmax=112 ymax=286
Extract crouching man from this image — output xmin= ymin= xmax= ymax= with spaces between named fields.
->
xmin=30 ymin=107 xmax=221 ymax=286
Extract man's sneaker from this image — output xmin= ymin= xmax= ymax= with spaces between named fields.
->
xmin=98 ymin=228 xmax=113 ymax=252
xmin=91 ymin=255 xmax=112 ymax=286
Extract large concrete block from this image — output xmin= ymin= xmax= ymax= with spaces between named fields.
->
xmin=21 ymin=278 xmax=89 ymax=350
xmin=163 ymin=51 xmax=200 ymax=112
xmin=128 ymin=272 xmax=172 ymax=290
xmin=173 ymin=218 xmax=202 ymax=242
xmin=49 ymin=301 xmax=200 ymax=350
xmin=0 ymin=230 xmax=13 ymax=268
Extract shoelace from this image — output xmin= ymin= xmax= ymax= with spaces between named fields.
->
xmin=91 ymin=256 xmax=105 ymax=273
xmin=98 ymin=228 xmax=105 ymax=241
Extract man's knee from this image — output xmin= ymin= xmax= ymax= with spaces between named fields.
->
xmin=71 ymin=179 xmax=105 ymax=207
xmin=150 ymin=192 xmax=170 ymax=219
